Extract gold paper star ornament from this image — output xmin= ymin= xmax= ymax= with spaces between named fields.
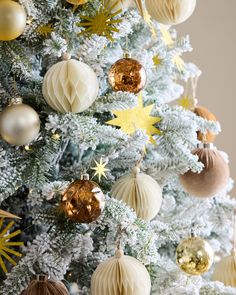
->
xmin=77 ymin=0 xmax=122 ymax=41
xmin=107 ymin=94 xmax=161 ymax=144
xmin=0 ymin=218 xmax=23 ymax=273
xmin=91 ymin=158 xmax=109 ymax=182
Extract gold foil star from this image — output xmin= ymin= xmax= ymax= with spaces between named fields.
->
xmin=160 ymin=25 xmax=173 ymax=46
xmin=178 ymin=95 xmax=195 ymax=110
xmin=106 ymin=94 xmax=161 ymax=144
xmin=77 ymin=0 xmax=122 ymax=41
xmin=0 ymin=218 xmax=23 ymax=273
xmin=173 ymin=55 xmax=185 ymax=73
xmin=153 ymin=55 xmax=162 ymax=66
xmin=91 ymin=158 xmax=109 ymax=182
xmin=37 ymin=23 xmax=54 ymax=37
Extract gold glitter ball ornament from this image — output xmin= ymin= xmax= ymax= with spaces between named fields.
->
xmin=61 ymin=175 xmax=105 ymax=223
xmin=108 ymin=57 xmax=146 ymax=94
xmin=0 ymin=0 xmax=27 ymax=41
xmin=0 ymin=99 xmax=40 ymax=146
xmin=176 ymin=236 xmax=214 ymax=275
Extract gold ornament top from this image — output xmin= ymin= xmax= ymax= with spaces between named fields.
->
xmin=176 ymin=236 xmax=214 ymax=276
xmin=108 ymin=57 xmax=146 ymax=94
xmin=107 ymin=93 xmax=161 ymax=144
xmin=62 ymin=179 xmax=105 ymax=223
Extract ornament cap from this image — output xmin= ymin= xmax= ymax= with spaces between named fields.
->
xmin=10 ymin=97 xmax=23 ymax=105
xmin=81 ymin=173 xmax=90 ymax=180
xmin=203 ymin=143 xmax=214 ymax=149
xmin=62 ymin=52 xmax=71 ymax=61
xmin=115 ymin=248 xmax=124 ymax=258
xmin=132 ymin=166 xmax=141 ymax=176
xmin=35 ymin=274 xmax=48 ymax=282
xmin=123 ymin=51 xmax=131 ymax=59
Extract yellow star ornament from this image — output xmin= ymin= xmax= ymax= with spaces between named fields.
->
xmin=178 ymin=95 xmax=195 ymax=110
xmin=106 ymin=94 xmax=161 ymax=144
xmin=91 ymin=158 xmax=109 ymax=182
xmin=0 ymin=218 xmax=23 ymax=273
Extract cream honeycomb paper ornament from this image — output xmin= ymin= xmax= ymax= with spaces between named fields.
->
xmin=111 ymin=165 xmax=162 ymax=220
xmin=42 ymin=54 xmax=99 ymax=113
xmin=91 ymin=248 xmax=151 ymax=295
xmin=145 ymin=0 xmax=196 ymax=25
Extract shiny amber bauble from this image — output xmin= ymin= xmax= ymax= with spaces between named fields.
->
xmin=62 ymin=178 xmax=105 ymax=223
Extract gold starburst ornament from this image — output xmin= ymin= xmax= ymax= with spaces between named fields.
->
xmin=0 ymin=218 xmax=23 ymax=273
xmin=91 ymin=158 xmax=109 ymax=182
xmin=77 ymin=0 xmax=122 ymax=41
xmin=106 ymin=94 xmax=161 ymax=144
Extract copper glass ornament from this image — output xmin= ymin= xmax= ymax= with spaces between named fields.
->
xmin=108 ymin=56 xmax=146 ymax=94
xmin=62 ymin=175 xmax=105 ymax=223
xmin=176 ymin=236 xmax=214 ymax=275
xmin=0 ymin=0 xmax=27 ymax=41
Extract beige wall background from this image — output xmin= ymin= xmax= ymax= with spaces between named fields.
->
xmin=178 ymin=0 xmax=236 ymax=195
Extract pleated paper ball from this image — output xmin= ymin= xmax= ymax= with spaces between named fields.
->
xmin=0 ymin=100 xmax=40 ymax=146
xmin=42 ymin=58 xmax=99 ymax=113
xmin=179 ymin=145 xmax=230 ymax=198
xmin=213 ymin=251 xmax=236 ymax=287
xmin=21 ymin=275 xmax=69 ymax=295
xmin=111 ymin=166 xmax=162 ymax=220
xmin=91 ymin=249 xmax=151 ymax=295
xmin=0 ymin=0 xmax=27 ymax=41
xmin=194 ymin=106 xmax=217 ymax=143
xmin=176 ymin=236 xmax=214 ymax=275
xmin=145 ymin=0 xmax=196 ymax=25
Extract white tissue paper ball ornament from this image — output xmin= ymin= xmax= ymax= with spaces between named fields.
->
xmin=42 ymin=57 xmax=99 ymax=113
xmin=213 ymin=250 xmax=236 ymax=287
xmin=91 ymin=249 xmax=151 ymax=295
xmin=145 ymin=0 xmax=196 ymax=25
xmin=111 ymin=166 xmax=162 ymax=220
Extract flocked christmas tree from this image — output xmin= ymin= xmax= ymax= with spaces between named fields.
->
xmin=0 ymin=0 xmax=236 ymax=294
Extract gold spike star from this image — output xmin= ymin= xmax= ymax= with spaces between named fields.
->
xmin=0 ymin=210 xmax=20 ymax=220
xmin=77 ymin=0 xmax=122 ymax=41
xmin=0 ymin=218 xmax=23 ymax=273
xmin=178 ymin=95 xmax=195 ymax=110
xmin=37 ymin=23 xmax=54 ymax=37
xmin=91 ymin=158 xmax=109 ymax=182
xmin=106 ymin=93 xmax=162 ymax=144
xmin=153 ymin=55 xmax=162 ymax=66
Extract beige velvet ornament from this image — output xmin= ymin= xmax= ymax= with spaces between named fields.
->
xmin=213 ymin=251 xmax=236 ymax=287
xmin=179 ymin=145 xmax=230 ymax=198
xmin=145 ymin=0 xmax=196 ymax=25
xmin=91 ymin=249 xmax=151 ymax=295
xmin=42 ymin=58 xmax=99 ymax=113
xmin=111 ymin=166 xmax=162 ymax=220
xmin=0 ymin=98 xmax=40 ymax=146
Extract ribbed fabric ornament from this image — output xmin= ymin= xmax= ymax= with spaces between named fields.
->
xmin=111 ymin=166 xmax=162 ymax=220
xmin=145 ymin=0 xmax=196 ymax=25
xmin=91 ymin=249 xmax=151 ymax=295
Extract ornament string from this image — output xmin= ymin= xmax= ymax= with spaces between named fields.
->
xmin=233 ymin=208 xmax=236 ymax=252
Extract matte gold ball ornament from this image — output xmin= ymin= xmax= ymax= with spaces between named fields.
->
xmin=21 ymin=275 xmax=69 ymax=295
xmin=42 ymin=55 xmax=99 ymax=113
xmin=194 ymin=105 xmax=217 ymax=143
xmin=0 ymin=98 xmax=40 ymax=146
xmin=176 ymin=236 xmax=214 ymax=275
xmin=61 ymin=174 xmax=105 ymax=223
xmin=179 ymin=144 xmax=230 ymax=198
xmin=91 ymin=248 xmax=151 ymax=295
xmin=108 ymin=54 xmax=146 ymax=94
xmin=0 ymin=0 xmax=27 ymax=41
xmin=145 ymin=0 xmax=196 ymax=25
